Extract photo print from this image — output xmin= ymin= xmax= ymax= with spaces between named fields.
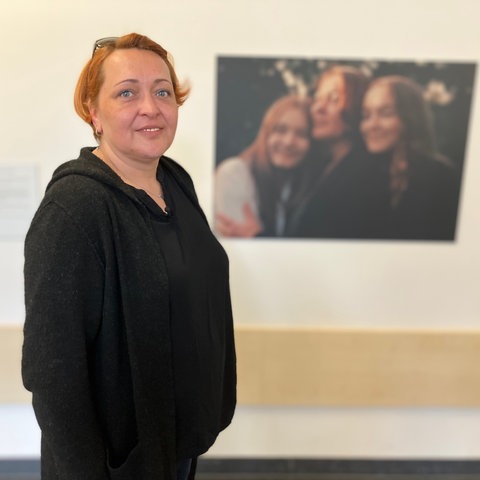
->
xmin=214 ymin=56 xmax=476 ymax=241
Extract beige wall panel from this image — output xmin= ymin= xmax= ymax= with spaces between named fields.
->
xmin=0 ymin=327 xmax=30 ymax=403
xmin=3 ymin=325 xmax=480 ymax=406
xmin=236 ymin=326 xmax=480 ymax=406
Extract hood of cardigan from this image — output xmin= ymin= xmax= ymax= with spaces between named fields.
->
xmin=46 ymin=146 xmax=207 ymax=225
xmin=46 ymin=147 xmax=145 ymax=204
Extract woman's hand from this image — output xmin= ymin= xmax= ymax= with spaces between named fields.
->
xmin=215 ymin=204 xmax=262 ymax=237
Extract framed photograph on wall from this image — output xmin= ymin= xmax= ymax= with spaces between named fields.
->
xmin=213 ymin=57 xmax=476 ymax=241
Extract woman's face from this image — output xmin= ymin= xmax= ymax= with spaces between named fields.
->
xmin=360 ymin=83 xmax=404 ymax=154
xmin=266 ymin=108 xmax=310 ymax=169
xmin=90 ymin=48 xmax=178 ymax=163
xmin=310 ymin=72 xmax=348 ymax=141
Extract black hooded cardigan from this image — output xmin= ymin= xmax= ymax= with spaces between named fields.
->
xmin=22 ymin=148 xmax=236 ymax=480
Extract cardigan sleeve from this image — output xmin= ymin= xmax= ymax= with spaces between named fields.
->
xmin=22 ymin=201 xmax=109 ymax=480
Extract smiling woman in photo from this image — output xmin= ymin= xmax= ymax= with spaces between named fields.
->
xmin=360 ymin=75 xmax=460 ymax=240
xmin=214 ymin=94 xmax=312 ymax=237
xmin=289 ymin=65 xmax=378 ymax=238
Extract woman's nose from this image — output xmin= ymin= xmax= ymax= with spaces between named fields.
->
xmin=140 ymin=94 xmax=159 ymax=115
xmin=311 ymin=97 xmax=326 ymax=113
xmin=281 ymin=131 xmax=294 ymax=146
xmin=363 ymin=115 xmax=377 ymax=130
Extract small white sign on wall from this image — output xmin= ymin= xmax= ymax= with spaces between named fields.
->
xmin=0 ymin=165 xmax=38 ymax=240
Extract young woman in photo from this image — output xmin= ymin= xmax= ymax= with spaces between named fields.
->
xmin=214 ymin=95 xmax=312 ymax=237
xmin=360 ymin=75 xmax=460 ymax=240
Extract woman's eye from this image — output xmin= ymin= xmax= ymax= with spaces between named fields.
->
xmin=327 ymin=92 xmax=339 ymax=104
xmin=156 ymin=89 xmax=170 ymax=97
xmin=273 ymin=125 xmax=287 ymax=135
xmin=119 ymin=90 xmax=133 ymax=98
xmin=380 ymin=108 xmax=396 ymax=117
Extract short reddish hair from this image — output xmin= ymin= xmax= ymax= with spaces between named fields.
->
xmin=74 ymin=33 xmax=190 ymax=140
xmin=315 ymin=65 xmax=369 ymax=144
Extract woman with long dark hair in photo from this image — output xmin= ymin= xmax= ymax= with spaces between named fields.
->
xmin=360 ymin=75 xmax=460 ymax=240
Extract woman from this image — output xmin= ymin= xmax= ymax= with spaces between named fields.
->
xmin=214 ymin=95 xmax=311 ymax=237
xmin=290 ymin=65 xmax=376 ymax=238
xmin=360 ymin=75 xmax=460 ymax=240
xmin=22 ymin=33 xmax=236 ymax=480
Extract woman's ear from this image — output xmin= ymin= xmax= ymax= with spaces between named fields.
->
xmin=89 ymin=104 xmax=102 ymax=136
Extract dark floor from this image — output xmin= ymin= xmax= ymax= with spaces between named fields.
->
xmin=1 ymin=458 xmax=480 ymax=479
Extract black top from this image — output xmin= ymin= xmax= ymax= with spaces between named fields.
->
xmin=369 ymin=151 xmax=461 ymax=240
xmin=288 ymin=148 xmax=460 ymax=241
xmin=289 ymin=149 xmax=381 ymax=239
xmin=253 ymin=162 xmax=312 ymax=237
xmin=134 ymin=164 xmax=231 ymax=459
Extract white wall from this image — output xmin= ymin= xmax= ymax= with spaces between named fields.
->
xmin=3 ymin=404 xmax=480 ymax=459
xmin=2 ymin=0 xmax=480 ymax=459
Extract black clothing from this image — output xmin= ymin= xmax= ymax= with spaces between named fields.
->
xmin=253 ymin=162 xmax=316 ymax=237
xmin=289 ymin=149 xmax=381 ymax=239
xmin=368 ymin=152 xmax=460 ymax=240
xmin=138 ymin=162 xmax=233 ymax=460
xmin=289 ymin=148 xmax=460 ymax=241
xmin=22 ymin=147 xmax=236 ymax=480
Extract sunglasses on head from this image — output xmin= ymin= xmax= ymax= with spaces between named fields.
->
xmin=92 ymin=37 xmax=119 ymax=56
